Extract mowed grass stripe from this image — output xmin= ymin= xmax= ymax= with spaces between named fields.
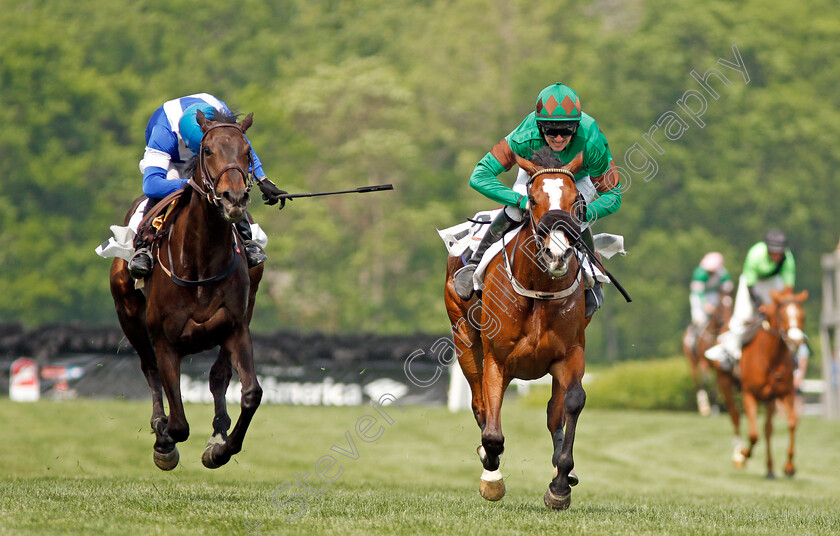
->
xmin=1 ymin=398 xmax=839 ymax=535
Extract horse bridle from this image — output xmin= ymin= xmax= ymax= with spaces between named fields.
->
xmin=190 ymin=123 xmax=254 ymax=205
xmin=764 ymin=298 xmax=805 ymax=352
xmin=500 ymin=167 xmax=584 ymax=300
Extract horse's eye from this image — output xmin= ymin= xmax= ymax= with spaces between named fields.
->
xmin=528 ymin=195 xmax=537 ymax=207
xmin=203 ymin=146 xmax=212 ymax=156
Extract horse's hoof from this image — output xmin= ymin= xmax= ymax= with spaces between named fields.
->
xmin=552 ymin=466 xmax=579 ymax=487
xmin=544 ymin=488 xmax=571 ymax=510
xmin=784 ymin=465 xmax=795 ymax=478
xmin=201 ymin=434 xmax=230 ymax=469
xmin=479 ymin=469 xmax=505 ymax=501
xmin=201 ymin=444 xmax=221 ymax=469
xmin=732 ymin=448 xmax=746 ymax=468
xmin=153 ymin=446 xmax=179 ymax=471
xmin=697 ymin=390 xmax=711 ymax=416
xmin=766 ymin=472 xmax=776 ymax=480
xmin=479 ymin=479 xmax=505 ymax=501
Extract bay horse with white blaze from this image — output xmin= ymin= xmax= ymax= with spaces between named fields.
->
xmin=445 ymin=148 xmax=589 ymax=510
xmin=110 ymin=109 xmax=264 ymax=470
xmin=737 ymin=287 xmax=807 ymax=478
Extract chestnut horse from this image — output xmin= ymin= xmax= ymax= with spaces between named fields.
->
xmin=110 ymin=110 xmax=264 ymax=470
xmin=445 ymin=149 xmax=590 ymax=510
xmin=681 ymin=291 xmax=733 ymax=416
xmin=736 ymin=287 xmax=807 ymax=478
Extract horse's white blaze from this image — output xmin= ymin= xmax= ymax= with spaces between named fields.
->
xmin=785 ymin=304 xmax=800 ymax=330
xmin=542 ymin=179 xmax=566 ymax=210
xmin=548 ymin=230 xmax=570 ymax=257
xmin=480 ymin=468 xmax=503 ymax=482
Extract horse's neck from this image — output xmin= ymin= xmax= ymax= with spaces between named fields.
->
xmin=175 ymin=192 xmax=235 ymax=267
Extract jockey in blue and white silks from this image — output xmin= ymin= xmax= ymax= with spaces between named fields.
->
xmin=124 ymin=93 xmax=287 ymax=279
xmin=139 ymin=94 xmax=266 ymax=200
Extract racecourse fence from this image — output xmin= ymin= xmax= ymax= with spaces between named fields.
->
xmin=0 ymin=323 xmax=449 ymax=406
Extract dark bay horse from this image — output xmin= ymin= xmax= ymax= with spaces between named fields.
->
xmin=681 ymin=291 xmax=733 ymax=415
xmin=737 ymin=287 xmax=807 ymax=478
xmin=110 ymin=110 xmax=263 ymax=470
xmin=445 ymin=149 xmax=589 ymax=510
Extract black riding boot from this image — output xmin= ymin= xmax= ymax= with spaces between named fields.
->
xmin=235 ymin=219 xmax=267 ymax=268
xmin=453 ymin=209 xmax=519 ymax=300
xmin=580 ymin=228 xmax=602 ymax=318
xmin=584 ymin=281 xmax=603 ymax=318
xmin=127 ymin=239 xmax=153 ymax=279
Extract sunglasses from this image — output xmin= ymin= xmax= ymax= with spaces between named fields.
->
xmin=541 ymin=125 xmax=577 ymax=139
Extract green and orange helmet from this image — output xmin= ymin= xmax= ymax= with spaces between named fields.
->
xmin=535 ymin=83 xmax=582 ymax=124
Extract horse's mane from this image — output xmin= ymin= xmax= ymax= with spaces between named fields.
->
xmin=212 ymin=108 xmax=239 ymax=124
xmin=530 ymin=146 xmax=568 ymax=168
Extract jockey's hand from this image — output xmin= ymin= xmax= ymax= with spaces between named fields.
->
xmin=258 ymin=178 xmax=291 ymax=209
xmin=703 ymin=302 xmax=716 ymax=314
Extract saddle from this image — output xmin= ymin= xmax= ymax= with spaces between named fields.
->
xmin=136 ymin=189 xmax=186 ymax=249
xmin=739 ymin=315 xmax=766 ymax=348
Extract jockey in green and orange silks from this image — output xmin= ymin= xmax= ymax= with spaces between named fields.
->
xmin=453 ymin=83 xmax=622 ymax=318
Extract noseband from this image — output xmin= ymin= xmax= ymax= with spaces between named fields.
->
xmin=190 ymin=123 xmax=254 ymax=206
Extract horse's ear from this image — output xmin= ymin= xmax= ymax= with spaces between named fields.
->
xmin=564 ymin=152 xmax=584 ymax=175
xmin=240 ymin=113 xmax=253 ymax=133
xmin=769 ymin=289 xmax=782 ymax=303
xmin=515 ymin=154 xmax=539 ymax=176
xmin=796 ymin=290 xmax=809 ymax=302
xmin=196 ymin=110 xmax=210 ymax=131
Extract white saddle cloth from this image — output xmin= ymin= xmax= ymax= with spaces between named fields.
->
xmin=95 ymin=221 xmax=269 ymax=261
xmin=438 ymin=209 xmax=626 ymax=293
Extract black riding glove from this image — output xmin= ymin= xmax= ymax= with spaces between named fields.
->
xmin=257 ymin=178 xmax=290 ymax=209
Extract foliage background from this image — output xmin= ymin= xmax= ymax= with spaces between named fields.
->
xmin=1 ymin=0 xmax=838 ymax=364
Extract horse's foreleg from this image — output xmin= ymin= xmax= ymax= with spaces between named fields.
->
xmin=477 ymin=356 xmax=509 ymax=501
xmin=203 ymin=328 xmax=261 ymax=469
xmin=716 ymin=372 xmax=744 ymax=466
xmin=763 ymin=400 xmax=776 ymax=478
xmin=545 ymin=347 xmax=585 ymax=510
xmin=453 ymin=320 xmax=485 ymax=430
xmin=780 ymin=393 xmax=797 ymax=477
xmin=153 ymin=342 xmax=188 ymax=470
xmin=208 ymin=350 xmax=233 ymax=439
xmin=741 ymin=392 xmax=759 ymax=466
xmin=111 ymin=263 xmax=167 ymax=440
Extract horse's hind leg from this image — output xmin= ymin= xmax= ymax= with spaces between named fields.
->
xmin=545 ymin=347 xmax=585 ymax=510
xmin=203 ymin=327 xmax=262 ymax=469
xmin=110 ymin=261 xmax=173 ymax=469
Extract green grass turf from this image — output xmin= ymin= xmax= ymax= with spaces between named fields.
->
xmin=1 ymin=397 xmax=839 ymax=535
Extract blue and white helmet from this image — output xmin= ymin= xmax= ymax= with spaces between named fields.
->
xmin=179 ymin=103 xmax=216 ymax=153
